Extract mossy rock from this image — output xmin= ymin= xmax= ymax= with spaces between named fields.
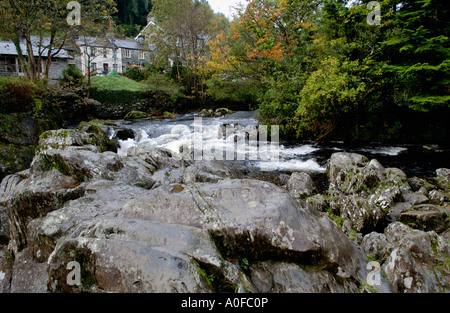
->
xmin=77 ymin=119 xmax=118 ymax=130
xmin=0 ymin=143 xmax=36 ymax=180
xmin=124 ymin=111 xmax=148 ymax=120
xmin=163 ymin=111 xmax=177 ymax=119
xmin=38 ymin=129 xmax=117 ymax=154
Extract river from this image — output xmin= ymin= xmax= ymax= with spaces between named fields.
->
xmin=112 ymin=111 xmax=450 ymax=189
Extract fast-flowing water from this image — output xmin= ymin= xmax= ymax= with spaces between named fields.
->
xmin=113 ymin=111 xmax=450 ymax=184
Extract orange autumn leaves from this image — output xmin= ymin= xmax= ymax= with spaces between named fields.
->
xmin=203 ymin=0 xmax=307 ymax=77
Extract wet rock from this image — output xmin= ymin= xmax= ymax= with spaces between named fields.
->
xmin=32 ymin=149 xmax=124 ymax=181
xmin=5 ymin=169 xmax=86 ymax=253
xmin=326 ymin=152 xmax=424 ymax=235
xmin=287 ymin=172 xmax=314 ymax=199
xmin=46 ymin=218 xmax=255 ymax=293
xmin=119 ymin=179 xmax=385 ymax=291
xmin=114 ymin=128 xmax=136 ymax=141
xmin=38 ymin=129 xmax=116 ymax=154
xmin=361 ymin=232 xmax=392 ymax=263
xmin=361 ymin=222 xmax=450 ymax=292
xmin=0 ymin=174 xmax=21 ymax=202
xmin=126 ymin=141 xmax=185 ymax=170
xmin=182 ymin=161 xmax=245 ymax=184
xmin=429 ymin=189 xmax=449 ymax=205
xmin=306 ymin=194 xmax=329 ymax=212
xmin=198 ymin=108 xmax=234 ymax=118
xmin=402 ymin=191 xmax=429 ymax=206
xmin=436 ymin=168 xmax=450 ymax=179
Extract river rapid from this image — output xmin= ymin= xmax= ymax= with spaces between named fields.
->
xmin=112 ymin=111 xmax=450 ymax=189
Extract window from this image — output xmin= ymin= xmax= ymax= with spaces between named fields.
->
xmin=91 ymin=62 xmax=97 ymax=72
xmin=139 ymin=51 xmax=145 ymax=60
xmin=125 ymin=49 xmax=131 ymax=58
xmin=103 ymin=48 xmax=108 ymax=58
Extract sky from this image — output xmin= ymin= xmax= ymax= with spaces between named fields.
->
xmin=207 ymin=0 xmax=247 ymax=19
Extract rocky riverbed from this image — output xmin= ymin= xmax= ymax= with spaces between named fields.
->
xmin=0 ymin=122 xmax=448 ymax=293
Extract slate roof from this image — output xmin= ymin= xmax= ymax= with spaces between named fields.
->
xmin=0 ymin=38 xmax=72 ymax=59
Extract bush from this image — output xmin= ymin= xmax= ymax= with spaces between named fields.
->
xmin=206 ymin=76 xmax=259 ymax=106
xmin=293 ymin=57 xmax=367 ymax=139
xmin=0 ymin=77 xmax=46 ymax=114
xmin=144 ymin=72 xmax=184 ymax=109
xmin=124 ymin=66 xmax=146 ymax=81
xmin=59 ymin=65 xmax=86 ymax=88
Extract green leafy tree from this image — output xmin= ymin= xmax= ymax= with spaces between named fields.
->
xmin=146 ymin=0 xmax=225 ymax=97
xmin=381 ymin=0 xmax=450 ymax=111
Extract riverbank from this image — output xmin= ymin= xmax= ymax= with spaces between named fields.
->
xmin=0 ymin=120 xmax=448 ymax=293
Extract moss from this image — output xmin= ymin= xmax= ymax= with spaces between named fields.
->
xmin=326 ymin=209 xmax=344 ymax=228
xmin=0 ymin=113 xmax=15 ymax=133
xmin=163 ymin=111 xmax=177 ymax=119
xmin=124 ymin=110 xmax=148 ymax=120
xmin=359 ymin=282 xmax=379 ymax=293
xmin=77 ymin=119 xmax=117 ymax=130
xmin=192 ymin=259 xmax=238 ymax=293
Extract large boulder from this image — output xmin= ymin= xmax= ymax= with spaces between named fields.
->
xmin=326 ymin=152 xmax=368 ymax=183
xmin=38 ymin=129 xmax=117 ymax=154
xmin=119 ymin=179 xmax=389 ymax=292
xmin=250 ymin=261 xmax=361 ymax=293
xmin=1 ymin=129 xmax=403 ymax=293
xmin=398 ymin=204 xmax=449 ymax=233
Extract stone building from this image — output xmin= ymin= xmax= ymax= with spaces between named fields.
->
xmin=0 ymin=35 xmax=155 ymax=80
xmin=73 ymin=36 xmax=154 ymax=76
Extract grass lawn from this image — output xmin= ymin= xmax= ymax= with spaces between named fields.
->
xmin=90 ymin=75 xmax=149 ymax=92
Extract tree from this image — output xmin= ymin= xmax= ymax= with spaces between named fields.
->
xmin=381 ymin=0 xmax=450 ymax=111
xmin=0 ymin=0 xmax=117 ymax=84
xmin=146 ymin=0 xmax=225 ymax=96
xmin=0 ymin=0 xmax=71 ymax=82
xmin=115 ymin=0 xmax=153 ymax=37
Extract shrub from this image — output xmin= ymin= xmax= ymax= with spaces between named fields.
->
xmin=0 ymin=77 xmax=46 ymax=113
xmin=125 ymin=66 xmax=146 ymax=81
xmin=59 ymin=65 xmax=86 ymax=88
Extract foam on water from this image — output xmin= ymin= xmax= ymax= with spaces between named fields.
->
xmin=359 ymin=146 xmax=407 ymax=156
xmin=116 ymin=113 xmax=417 ymax=173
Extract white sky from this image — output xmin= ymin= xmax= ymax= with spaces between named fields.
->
xmin=207 ymin=0 xmax=248 ymax=19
